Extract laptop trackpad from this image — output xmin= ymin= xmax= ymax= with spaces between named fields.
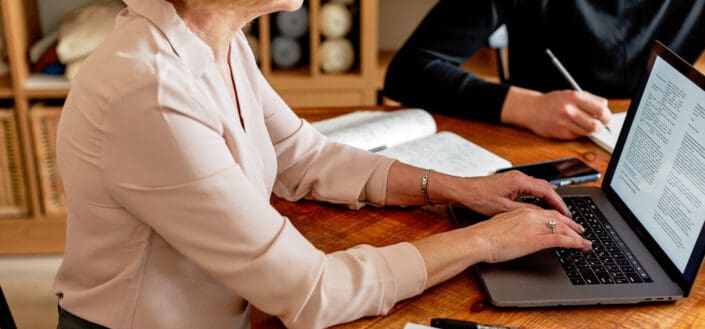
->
xmin=504 ymin=250 xmax=557 ymax=267
xmin=478 ymin=250 xmax=564 ymax=285
xmin=476 ymin=250 xmax=576 ymax=307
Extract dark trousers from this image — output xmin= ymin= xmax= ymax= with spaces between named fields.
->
xmin=57 ymin=306 xmax=109 ymax=329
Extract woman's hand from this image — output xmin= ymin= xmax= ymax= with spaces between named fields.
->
xmin=413 ymin=202 xmax=591 ymax=287
xmin=391 ymin=162 xmax=591 ymax=287
xmin=465 ymin=207 xmax=591 ymax=264
xmin=445 ymin=170 xmax=570 ymax=217
xmin=386 ymin=160 xmax=571 ymax=218
xmin=501 ymin=87 xmax=612 ymax=140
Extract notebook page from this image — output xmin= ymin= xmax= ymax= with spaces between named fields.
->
xmin=589 ymin=112 xmax=626 ymax=153
xmin=312 ymin=109 xmax=436 ymax=151
xmin=379 ymin=131 xmax=512 ymax=177
xmin=313 ymin=111 xmax=387 ymax=135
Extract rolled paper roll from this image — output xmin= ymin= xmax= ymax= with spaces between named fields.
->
xmin=276 ymin=7 xmax=309 ymax=38
xmin=271 ymin=36 xmax=302 ymax=68
xmin=246 ymin=34 xmax=260 ymax=63
xmin=319 ymin=3 xmax=352 ymax=39
xmin=319 ymin=38 xmax=355 ymax=74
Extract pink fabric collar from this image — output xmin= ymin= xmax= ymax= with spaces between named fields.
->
xmin=121 ymin=0 xmax=213 ymax=75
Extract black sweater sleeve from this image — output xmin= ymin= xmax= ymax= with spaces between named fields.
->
xmin=383 ymin=0 xmax=511 ymax=123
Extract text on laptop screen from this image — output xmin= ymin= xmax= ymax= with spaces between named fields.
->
xmin=611 ymin=56 xmax=705 ymax=273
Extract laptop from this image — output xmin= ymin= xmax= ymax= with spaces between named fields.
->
xmin=452 ymin=41 xmax=705 ymax=307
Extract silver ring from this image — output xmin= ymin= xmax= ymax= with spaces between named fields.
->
xmin=546 ymin=220 xmax=557 ymax=233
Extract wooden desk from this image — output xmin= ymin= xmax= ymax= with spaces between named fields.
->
xmin=252 ymin=101 xmax=705 ymax=329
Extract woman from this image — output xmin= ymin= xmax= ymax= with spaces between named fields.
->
xmin=54 ymin=0 xmax=591 ymax=328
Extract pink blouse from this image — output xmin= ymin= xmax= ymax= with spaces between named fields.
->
xmin=53 ymin=0 xmax=427 ymax=328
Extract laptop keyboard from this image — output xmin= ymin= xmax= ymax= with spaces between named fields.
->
xmin=522 ymin=196 xmax=652 ymax=285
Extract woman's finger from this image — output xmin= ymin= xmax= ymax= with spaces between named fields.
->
xmin=575 ymin=91 xmax=612 ymax=124
xmin=536 ymin=233 xmax=592 ymax=251
xmin=516 ymin=176 xmax=571 ymax=217
xmin=567 ymin=105 xmax=602 ymax=135
xmin=547 ymin=209 xmax=584 ymax=233
xmin=537 ymin=211 xmax=590 ymax=248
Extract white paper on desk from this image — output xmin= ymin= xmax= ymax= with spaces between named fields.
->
xmin=313 ymin=111 xmax=388 ymax=135
xmin=589 ymin=112 xmax=626 ymax=153
xmin=403 ymin=323 xmax=437 ymax=329
xmin=313 ymin=109 xmax=436 ymax=151
xmin=378 ymin=131 xmax=512 ymax=177
xmin=312 ymin=109 xmax=511 ymax=177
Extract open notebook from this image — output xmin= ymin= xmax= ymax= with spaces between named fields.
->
xmin=589 ymin=112 xmax=626 ymax=153
xmin=312 ymin=109 xmax=511 ymax=177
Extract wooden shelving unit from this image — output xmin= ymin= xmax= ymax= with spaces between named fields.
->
xmin=0 ymin=0 xmax=67 ymax=255
xmin=257 ymin=0 xmax=379 ymax=107
xmin=0 ymin=0 xmax=380 ymax=255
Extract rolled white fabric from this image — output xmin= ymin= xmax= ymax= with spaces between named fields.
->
xmin=319 ymin=3 xmax=352 ymax=39
xmin=271 ymin=36 xmax=302 ymax=68
xmin=319 ymin=38 xmax=355 ymax=74
xmin=56 ymin=0 xmax=125 ymax=63
xmin=29 ymin=31 xmax=59 ymax=64
xmin=276 ymin=7 xmax=309 ymax=38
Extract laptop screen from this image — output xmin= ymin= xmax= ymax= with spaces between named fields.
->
xmin=608 ymin=45 xmax=705 ymax=278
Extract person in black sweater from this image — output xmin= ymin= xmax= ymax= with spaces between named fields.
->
xmin=384 ymin=0 xmax=705 ymax=139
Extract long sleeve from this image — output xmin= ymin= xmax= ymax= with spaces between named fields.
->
xmin=384 ymin=0 xmax=511 ymax=123
xmin=256 ymin=70 xmax=395 ymax=208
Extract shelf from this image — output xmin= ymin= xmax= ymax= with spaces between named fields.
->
xmin=0 ymin=215 xmax=66 ymax=255
xmin=252 ymin=0 xmax=376 ymax=107
xmin=270 ymin=72 xmax=368 ymax=89
xmin=268 ymin=67 xmax=313 ymax=78
xmin=24 ymin=74 xmax=70 ymax=98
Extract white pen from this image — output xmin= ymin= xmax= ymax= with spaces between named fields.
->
xmin=545 ymin=48 xmax=611 ymax=133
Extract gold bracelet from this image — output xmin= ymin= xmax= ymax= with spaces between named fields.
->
xmin=421 ymin=168 xmax=433 ymax=206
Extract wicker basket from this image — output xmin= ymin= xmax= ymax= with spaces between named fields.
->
xmin=30 ymin=106 xmax=66 ymax=215
xmin=0 ymin=110 xmax=29 ymax=217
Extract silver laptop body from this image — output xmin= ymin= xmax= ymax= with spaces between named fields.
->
xmin=475 ymin=41 xmax=705 ymax=307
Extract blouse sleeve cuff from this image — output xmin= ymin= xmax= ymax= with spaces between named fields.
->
xmin=378 ymin=242 xmax=427 ymax=303
xmin=361 ymin=158 xmax=396 ymax=207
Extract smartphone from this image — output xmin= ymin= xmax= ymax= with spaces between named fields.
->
xmin=494 ymin=157 xmax=600 ymax=186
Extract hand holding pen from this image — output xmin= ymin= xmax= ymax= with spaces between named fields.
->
xmin=545 ymin=48 xmax=613 ymax=133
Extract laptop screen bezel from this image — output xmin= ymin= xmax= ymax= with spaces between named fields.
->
xmin=601 ymin=41 xmax=705 ymax=296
